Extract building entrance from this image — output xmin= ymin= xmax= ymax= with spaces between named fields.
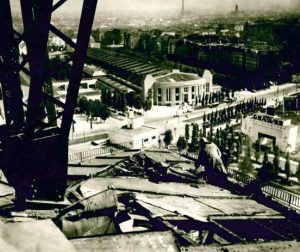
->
xmin=258 ymin=133 xmax=276 ymax=151
xmin=184 ymin=94 xmax=188 ymax=103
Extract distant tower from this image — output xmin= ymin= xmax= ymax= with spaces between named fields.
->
xmin=235 ymin=3 xmax=239 ymax=12
xmin=182 ymin=0 xmax=185 ymax=16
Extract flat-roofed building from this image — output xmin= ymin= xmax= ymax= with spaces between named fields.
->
xmin=109 ymin=112 xmax=158 ymax=149
xmin=242 ymin=112 xmax=299 ymax=153
xmin=84 ymin=64 xmax=106 ymax=77
xmin=144 ymin=69 xmax=213 ymax=106
xmin=52 ymin=78 xmax=98 ymax=92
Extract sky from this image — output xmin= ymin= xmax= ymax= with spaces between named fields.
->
xmin=11 ymin=0 xmax=300 ymax=16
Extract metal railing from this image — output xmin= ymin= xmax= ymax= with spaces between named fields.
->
xmin=68 ymin=140 xmax=139 ymax=162
xmin=227 ymin=167 xmax=255 ymax=185
xmin=262 ymin=184 xmax=300 ymax=210
xmin=183 ymin=150 xmax=300 ymax=211
xmin=68 ymin=146 xmax=113 ymax=162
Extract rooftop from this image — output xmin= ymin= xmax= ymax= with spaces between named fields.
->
xmin=0 ymin=148 xmax=300 ymax=251
xmin=112 ymin=125 xmax=157 ymax=137
xmin=156 ymin=72 xmax=200 ymax=83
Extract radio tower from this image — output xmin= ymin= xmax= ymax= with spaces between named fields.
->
xmin=182 ymin=0 xmax=185 ymax=16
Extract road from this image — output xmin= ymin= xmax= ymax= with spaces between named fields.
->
xmin=143 ymin=83 xmax=299 ymax=140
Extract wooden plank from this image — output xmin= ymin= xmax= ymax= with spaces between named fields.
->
xmin=71 ymin=231 xmax=180 ymax=252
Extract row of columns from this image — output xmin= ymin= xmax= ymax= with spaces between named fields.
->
xmin=156 ymin=85 xmax=205 ymax=105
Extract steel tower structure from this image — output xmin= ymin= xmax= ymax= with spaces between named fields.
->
xmin=0 ymin=0 xmax=98 ymax=201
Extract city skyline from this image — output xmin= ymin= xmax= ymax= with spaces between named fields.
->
xmin=11 ymin=0 xmax=300 ymax=17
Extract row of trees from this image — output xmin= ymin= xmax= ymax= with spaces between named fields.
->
xmin=176 ymin=123 xmax=244 ymax=168
xmin=101 ymin=88 xmax=152 ymax=112
xmin=101 ymin=88 xmax=127 ymax=113
xmin=174 ymin=118 xmax=300 ymax=185
xmin=77 ymin=97 xmax=111 ymax=127
xmin=176 ymin=120 xmax=300 ymax=185
xmin=256 ymin=144 xmax=300 ymax=183
xmin=203 ymin=97 xmax=267 ymax=128
xmin=198 ymin=89 xmax=234 ymax=107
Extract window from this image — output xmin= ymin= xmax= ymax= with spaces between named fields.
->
xmin=184 ymin=87 xmax=189 ymax=92
xmin=192 ymin=87 xmax=195 ymax=99
xmin=80 ymin=82 xmax=88 ymax=89
xmin=206 ymin=83 xmax=210 ymax=93
xmin=59 ymin=85 xmax=65 ymax=91
xmin=176 ymin=88 xmax=180 ymax=101
xmin=152 ymin=136 xmax=156 ymax=139
xmin=144 ymin=138 xmax=149 ymax=142
xmin=157 ymin=88 xmax=162 ymax=102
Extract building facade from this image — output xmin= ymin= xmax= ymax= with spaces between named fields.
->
xmin=144 ymin=69 xmax=213 ymax=106
xmin=242 ymin=113 xmax=299 ymax=153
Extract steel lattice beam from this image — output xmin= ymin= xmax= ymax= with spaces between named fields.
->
xmin=61 ymin=0 xmax=99 ymax=137
xmin=0 ymin=0 xmax=99 ymax=201
xmin=20 ymin=0 xmax=54 ymax=134
xmin=0 ymin=0 xmax=24 ymax=130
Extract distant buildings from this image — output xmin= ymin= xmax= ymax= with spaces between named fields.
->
xmin=175 ymin=40 xmax=280 ymax=89
xmin=52 ymin=78 xmax=100 ymax=102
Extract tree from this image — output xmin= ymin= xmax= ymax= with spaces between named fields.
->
xmin=236 ymin=141 xmax=242 ymax=161
xmin=143 ymin=97 xmax=152 ymax=112
xmin=273 ymin=145 xmax=280 ymax=174
xmin=92 ymin=99 xmax=102 ymax=120
xmin=285 ymin=153 xmax=291 ymax=179
xmin=254 ymin=139 xmax=261 ymax=163
xmin=120 ymin=93 xmax=127 ymax=113
xmin=163 ymin=130 xmax=173 ymax=148
xmin=126 ymin=92 xmax=135 ymax=107
xmin=133 ymin=94 xmax=143 ymax=110
xmin=240 ymin=137 xmax=253 ymax=174
xmin=77 ymin=96 xmax=88 ymax=115
xmin=208 ymin=126 xmax=213 ymax=142
xmin=177 ymin=136 xmax=187 ymax=152
xmin=99 ymin=103 xmax=111 ymax=122
xmin=189 ymin=123 xmax=199 ymax=152
xmin=87 ymin=99 xmax=94 ymax=117
xmin=87 ymin=99 xmax=95 ymax=129
xmin=185 ymin=124 xmax=190 ymax=141
xmin=258 ymin=162 xmax=277 ymax=183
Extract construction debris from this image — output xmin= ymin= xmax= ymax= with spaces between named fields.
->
xmin=0 ymin=147 xmax=300 ymax=251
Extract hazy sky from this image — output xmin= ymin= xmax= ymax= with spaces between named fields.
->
xmin=58 ymin=0 xmax=300 ymax=13
xmin=11 ymin=0 xmax=300 ymax=16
